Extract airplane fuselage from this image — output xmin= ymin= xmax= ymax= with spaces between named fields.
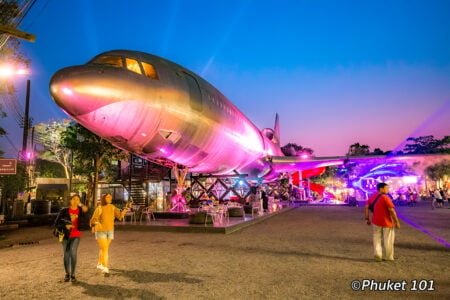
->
xmin=50 ymin=50 xmax=283 ymax=178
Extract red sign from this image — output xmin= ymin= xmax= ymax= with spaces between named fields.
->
xmin=0 ymin=159 xmax=17 ymax=175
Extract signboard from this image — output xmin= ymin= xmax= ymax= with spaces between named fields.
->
xmin=0 ymin=159 xmax=17 ymax=175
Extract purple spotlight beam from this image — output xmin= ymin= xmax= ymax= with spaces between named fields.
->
xmin=397 ymin=212 xmax=450 ymax=248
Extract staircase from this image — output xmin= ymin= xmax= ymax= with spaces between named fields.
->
xmin=127 ymin=181 xmax=147 ymax=206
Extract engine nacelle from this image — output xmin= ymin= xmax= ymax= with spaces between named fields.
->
xmin=262 ymin=128 xmax=275 ymax=141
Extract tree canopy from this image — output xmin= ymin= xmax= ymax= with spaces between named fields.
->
xmin=281 ymin=143 xmax=314 ymax=157
xmin=0 ymin=1 xmax=30 ymax=157
xmin=425 ymin=159 xmax=449 ymax=181
xmin=403 ymin=135 xmax=450 ymax=154
xmin=347 ymin=143 xmax=370 ymax=156
xmin=61 ymin=122 xmax=128 ymax=205
xmin=34 ymin=119 xmax=72 ymax=178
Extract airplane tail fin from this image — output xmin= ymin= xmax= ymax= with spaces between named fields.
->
xmin=274 ymin=113 xmax=280 ymax=144
xmin=261 ymin=113 xmax=281 ymax=147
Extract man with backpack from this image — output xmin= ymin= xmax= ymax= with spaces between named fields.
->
xmin=365 ymin=182 xmax=401 ymax=262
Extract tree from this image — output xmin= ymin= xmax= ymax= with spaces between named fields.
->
xmin=403 ymin=135 xmax=450 ymax=154
xmin=371 ymin=148 xmax=385 ymax=155
xmin=313 ymin=166 xmax=338 ymax=185
xmin=281 ymin=143 xmax=314 ymax=157
xmin=34 ymin=119 xmax=72 ymax=178
xmin=0 ymin=1 xmax=30 ymax=157
xmin=0 ymin=1 xmax=30 ymax=93
xmin=347 ymin=143 xmax=370 ymax=156
xmin=34 ymin=158 xmax=66 ymax=178
xmin=0 ymin=161 xmax=26 ymax=202
xmin=425 ymin=159 xmax=449 ymax=182
xmin=61 ymin=122 xmax=128 ymax=206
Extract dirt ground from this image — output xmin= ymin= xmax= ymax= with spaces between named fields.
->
xmin=0 ymin=201 xmax=449 ymax=299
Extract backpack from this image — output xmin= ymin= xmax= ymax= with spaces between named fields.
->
xmin=368 ymin=194 xmax=382 ymax=213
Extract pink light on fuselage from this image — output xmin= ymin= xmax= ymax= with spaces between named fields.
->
xmin=62 ymin=87 xmax=73 ymax=95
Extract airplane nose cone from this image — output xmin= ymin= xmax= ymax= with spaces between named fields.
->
xmin=49 ymin=66 xmax=116 ymax=116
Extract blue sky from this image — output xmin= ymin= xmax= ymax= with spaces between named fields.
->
xmin=2 ymin=0 xmax=450 ymax=157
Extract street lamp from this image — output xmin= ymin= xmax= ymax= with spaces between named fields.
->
xmin=0 ymin=64 xmax=30 ymax=77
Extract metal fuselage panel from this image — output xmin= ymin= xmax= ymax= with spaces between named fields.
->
xmin=50 ymin=50 xmax=282 ymax=177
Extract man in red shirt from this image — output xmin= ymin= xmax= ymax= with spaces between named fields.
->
xmin=365 ymin=182 xmax=401 ymax=261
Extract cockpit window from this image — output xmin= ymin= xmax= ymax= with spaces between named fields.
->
xmin=125 ymin=58 xmax=142 ymax=75
xmin=90 ymin=55 xmax=123 ymax=68
xmin=142 ymin=62 xmax=159 ymax=79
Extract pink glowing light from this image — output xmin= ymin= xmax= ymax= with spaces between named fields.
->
xmin=301 ymin=154 xmax=309 ymax=159
xmin=159 ymin=148 xmax=166 ymax=153
xmin=16 ymin=69 xmax=29 ymax=75
xmin=62 ymin=87 xmax=73 ymax=95
xmin=25 ymin=151 xmax=33 ymax=160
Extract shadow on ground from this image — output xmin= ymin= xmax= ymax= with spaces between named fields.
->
xmin=111 ymin=269 xmax=202 ymax=284
xmin=76 ymin=281 xmax=163 ymax=300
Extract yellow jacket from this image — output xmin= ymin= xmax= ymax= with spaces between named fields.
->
xmin=90 ymin=204 xmax=126 ymax=232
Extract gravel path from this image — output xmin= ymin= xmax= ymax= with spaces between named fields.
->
xmin=0 ymin=202 xmax=448 ymax=299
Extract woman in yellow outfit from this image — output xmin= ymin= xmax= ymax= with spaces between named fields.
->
xmin=90 ymin=193 xmax=130 ymax=276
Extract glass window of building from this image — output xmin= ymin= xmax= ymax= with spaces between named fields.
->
xmin=142 ymin=62 xmax=159 ymax=79
xmin=90 ymin=55 xmax=123 ymax=68
xmin=125 ymin=58 xmax=142 ymax=75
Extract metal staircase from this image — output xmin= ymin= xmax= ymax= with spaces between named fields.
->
xmin=127 ymin=181 xmax=146 ymax=205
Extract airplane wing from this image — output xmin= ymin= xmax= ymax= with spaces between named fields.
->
xmin=269 ymin=155 xmax=391 ymax=173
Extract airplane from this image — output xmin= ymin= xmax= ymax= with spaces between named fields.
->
xmin=48 ymin=50 xmax=382 ymax=182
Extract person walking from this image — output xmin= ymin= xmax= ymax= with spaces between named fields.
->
xmin=365 ymin=183 xmax=401 ymax=262
xmin=90 ymin=193 xmax=130 ymax=277
xmin=54 ymin=194 xmax=89 ymax=282
xmin=433 ymin=189 xmax=443 ymax=208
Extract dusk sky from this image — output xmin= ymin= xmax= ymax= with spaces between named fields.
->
xmin=2 ymin=0 xmax=450 ymax=157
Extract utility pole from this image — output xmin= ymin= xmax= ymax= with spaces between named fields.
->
xmin=21 ymin=79 xmax=30 ymax=158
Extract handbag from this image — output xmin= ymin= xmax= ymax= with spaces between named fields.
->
xmin=53 ymin=228 xmax=65 ymax=243
xmin=53 ymin=209 xmax=71 ymax=242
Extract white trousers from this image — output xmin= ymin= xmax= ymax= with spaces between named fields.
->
xmin=372 ymin=225 xmax=395 ymax=260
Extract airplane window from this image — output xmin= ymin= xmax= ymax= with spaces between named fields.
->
xmin=125 ymin=58 xmax=142 ymax=75
xmin=142 ymin=62 xmax=159 ymax=79
xmin=90 ymin=55 xmax=123 ymax=68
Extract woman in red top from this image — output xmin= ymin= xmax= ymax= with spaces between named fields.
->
xmin=54 ymin=194 xmax=88 ymax=282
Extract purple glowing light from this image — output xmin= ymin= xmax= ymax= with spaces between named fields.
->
xmin=397 ymin=212 xmax=450 ymax=248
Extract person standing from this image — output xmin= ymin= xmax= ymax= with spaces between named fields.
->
xmin=261 ymin=190 xmax=269 ymax=212
xmin=433 ymin=189 xmax=443 ymax=208
xmin=446 ymin=188 xmax=450 ymax=207
xmin=90 ymin=193 xmax=130 ymax=277
xmin=365 ymin=183 xmax=400 ymax=261
xmin=54 ymin=194 xmax=89 ymax=282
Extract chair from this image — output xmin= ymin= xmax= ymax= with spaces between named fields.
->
xmin=203 ymin=205 xmax=217 ymax=225
xmin=217 ymin=204 xmax=229 ymax=225
xmin=250 ymin=202 xmax=260 ymax=218
xmin=122 ymin=208 xmax=136 ymax=224
xmin=140 ymin=206 xmax=156 ymax=223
